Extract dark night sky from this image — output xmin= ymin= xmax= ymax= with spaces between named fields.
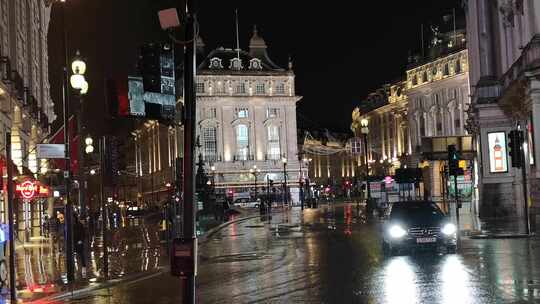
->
xmin=48 ymin=0 xmax=463 ymax=135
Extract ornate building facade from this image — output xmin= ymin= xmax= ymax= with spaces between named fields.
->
xmin=131 ymin=27 xmax=303 ymax=204
xmin=0 ymin=0 xmax=56 ymax=232
xmin=466 ymin=0 xmax=540 ymax=228
xmin=352 ymin=81 xmax=409 ymax=171
xmin=196 ymin=27 xmax=302 ymax=202
xmin=351 ymin=28 xmax=474 ymax=216
xmin=0 ymin=0 xmax=55 ymax=174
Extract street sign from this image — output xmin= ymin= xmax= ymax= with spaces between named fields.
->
xmin=37 ymin=144 xmax=65 ymax=159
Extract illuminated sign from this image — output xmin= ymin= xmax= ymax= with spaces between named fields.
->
xmin=15 ymin=180 xmax=51 ymax=199
xmin=16 ymin=181 xmax=38 ymax=199
xmin=488 ymin=132 xmax=508 ymax=173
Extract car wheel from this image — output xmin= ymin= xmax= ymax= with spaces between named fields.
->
xmin=446 ymin=245 xmax=457 ymax=254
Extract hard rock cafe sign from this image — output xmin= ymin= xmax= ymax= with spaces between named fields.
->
xmin=15 ymin=180 xmax=50 ymax=200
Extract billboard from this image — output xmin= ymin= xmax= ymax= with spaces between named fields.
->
xmin=127 ymin=77 xmax=176 ymax=120
xmin=127 ymin=76 xmax=145 ymax=117
xmin=487 ymin=132 xmax=508 ymax=173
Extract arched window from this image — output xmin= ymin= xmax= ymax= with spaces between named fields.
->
xmin=455 ymin=59 xmax=462 ymax=74
xmin=267 ymin=125 xmax=281 ymax=160
xmin=235 ymin=124 xmax=249 ymax=160
xmin=422 ymin=71 xmax=428 ymax=83
xmin=202 ymin=127 xmax=217 ymax=162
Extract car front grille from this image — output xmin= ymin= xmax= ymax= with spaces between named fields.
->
xmin=408 ymin=227 xmax=441 ymax=237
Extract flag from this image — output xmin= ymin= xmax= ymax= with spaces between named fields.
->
xmin=48 ymin=115 xmax=80 ymax=175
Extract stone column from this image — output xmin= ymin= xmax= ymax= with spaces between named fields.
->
xmin=449 ymin=103 xmax=456 ymax=135
xmin=459 ymin=102 xmax=465 ymax=135
xmin=381 ymin=114 xmax=386 ymax=159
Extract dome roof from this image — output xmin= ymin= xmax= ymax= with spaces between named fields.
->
xmin=249 ymin=25 xmax=267 ymax=50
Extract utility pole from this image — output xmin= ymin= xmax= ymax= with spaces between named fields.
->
xmin=181 ymin=0 xmax=197 ymax=302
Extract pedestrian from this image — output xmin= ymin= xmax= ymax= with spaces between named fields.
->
xmin=73 ymin=215 xmax=87 ymax=278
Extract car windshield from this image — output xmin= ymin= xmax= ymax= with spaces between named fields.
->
xmin=390 ymin=202 xmax=444 ymax=221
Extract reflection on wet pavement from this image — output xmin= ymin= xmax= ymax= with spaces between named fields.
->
xmin=54 ymin=203 xmax=540 ymax=304
xmin=10 ymin=215 xmax=166 ymax=302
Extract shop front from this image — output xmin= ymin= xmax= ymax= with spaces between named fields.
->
xmin=14 ymin=178 xmax=51 ymax=242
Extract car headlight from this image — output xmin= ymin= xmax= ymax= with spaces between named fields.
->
xmin=442 ymin=223 xmax=457 ymax=236
xmin=389 ymin=225 xmax=407 ymax=238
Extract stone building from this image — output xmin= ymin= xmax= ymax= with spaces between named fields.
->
xmin=352 ymin=81 xmax=409 ymax=171
xmin=300 ymin=130 xmax=355 ymax=190
xmin=405 ymin=32 xmax=473 ymax=205
xmin=466 ymin=0 xmax=540 ymax=228
xmin=0 ymin=0 xmax=56 ymax=231
xmin=131 ymin=27 xmax=303 ymax=204
xmin=351 ymin=28 xmax=474 ymax=214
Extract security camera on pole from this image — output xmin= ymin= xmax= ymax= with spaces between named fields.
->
xmin=156 ymin=5 xmax=198 ymax=304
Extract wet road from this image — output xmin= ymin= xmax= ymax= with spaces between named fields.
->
xmin=51 ymin=203 xmax=540 ymax=304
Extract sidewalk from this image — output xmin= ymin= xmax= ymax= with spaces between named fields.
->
xmin=1 ymin=215 xmax=166 ymax=303
xmin=0 ymin=208 xmax=259 ymax=303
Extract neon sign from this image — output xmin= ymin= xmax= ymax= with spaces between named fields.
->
xmin=16 ymin=181 xmax=38 ymax=199
xmin=15 ymin=180 xmax=50 ymax=199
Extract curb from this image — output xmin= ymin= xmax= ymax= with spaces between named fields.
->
xmin=468 ymin=233 xmax=534 ymax=239
xmin=36 ymin=268 xmax=165 ymax=303
xmin=35 ymin=210 xmax=269 ymax=303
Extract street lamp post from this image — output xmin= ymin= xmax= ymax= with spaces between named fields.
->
xmin=249 ymin=165 xmax=261 ymax=203
xmin=299 ymin=157 xmax=312 ymax=210
xmin=64 ymin=49 xmax=87 ymax=284
xmin=360 ymin=119 xmax=371 ymax=201
xmin=282 ymin=158 xmax=288 ymax=207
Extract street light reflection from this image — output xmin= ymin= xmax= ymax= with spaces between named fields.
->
xmin=440 ymin=255 xmax=473 ymax=303
xmin=383 ymin=257 xmax=417 ymax=304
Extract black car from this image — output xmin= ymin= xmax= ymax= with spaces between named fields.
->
xmin=382 ymin=201 xmax=457 ymax=255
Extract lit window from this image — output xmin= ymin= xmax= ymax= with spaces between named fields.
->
xmin=267 ymin=125 xmax=280 ymax=159
xmin=206 ymin=108 xmax=217 ymax=119
xmin=236 ymin=108 xmax=249 ymax=118
xmin=235 ymin=82 xmax=246 ymax=94
xmin=235 ymin=124 xmax=249 ymax=160
xmin=266 ymin=108 xmax=279 ymax=118
xmin=256 ymin=83 xmax=265 ymax=95
xmin=215 ymin=81 xmax=226 ymax=94
xmin=275 ymin=82 xmax=285 ymax=94
xmin=202 ymin=127 xmax=217 ymax=162
xmin=196 ymin=82 xmax=205 ymax=93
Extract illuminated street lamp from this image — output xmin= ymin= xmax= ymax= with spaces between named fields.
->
xmin=249 ymin=165 xmax=261 ymax=202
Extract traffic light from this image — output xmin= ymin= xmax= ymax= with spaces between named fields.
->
xmin=139 ymin=43 xmax=161 ymax=93
xmin=508 ymin=130 xmax=524 ymax=168
xmin=139 ymin=43 xmax=175 ymax=94
xmin=448 ymin=145 xmax=460 ymax=175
